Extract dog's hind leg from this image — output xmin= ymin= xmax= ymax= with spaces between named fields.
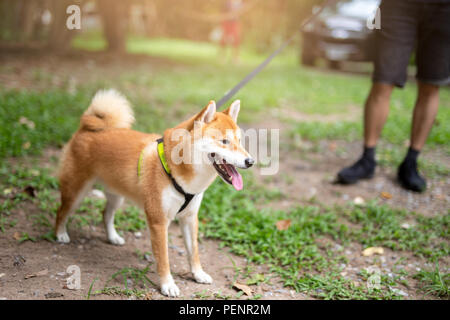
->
xmin=55 ymin=174 xmax=94 ymax=243
xmin=103 ymin=192 xmax=125 ymax=245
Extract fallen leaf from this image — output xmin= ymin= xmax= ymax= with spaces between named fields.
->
xmin=362 ymin=247 xmax=384 ymax=256
xmin=19 ymin=116 xmax=28 ymax=125
xmin=233 ymin=282 xmax=253 ymax=297
xmin=19 ymin=117 xmax=35 ymax=129
xmin=22 ymin=141 xmax=31 ymax=150
xmin=328 ymin=142 xmax=337 ymax=152
xmin=434 ymin=194 xmax=445 ymax=200
xmin=380 ymin=191 xmax=392 ymax=200
xmin=144 ymin=292 xmax=153 ymax=300
xmin=353 ymin=196 xmax=365 ymax=205
xmin=275 ymin=219 xmax=291 ymax=231
xmin=36 ymin=269 xmax=48 ymax=276
xmin=25 ymin=269 xmax=48 ymax=279
xmin=24 ymin=186 xmax=36 ymax=198
xmin=13 ymin=232 xmax=21 ymax=241
xmin=3 ymin=188 xmax=12 ymax=195
xmin=30 ymin=169 xmax=40 ymax=177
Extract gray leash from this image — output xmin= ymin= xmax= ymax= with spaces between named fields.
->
xmin=216 ymin=0 xmax=337 ymax=109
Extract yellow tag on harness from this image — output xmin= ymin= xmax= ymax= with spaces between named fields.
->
xmin=157 ymin=139 xmax=171 ymax=174
xmin=138 ymin=138 xmax=170 ymax=179
xmin=137 ymin=148 xmax=145 ymax=178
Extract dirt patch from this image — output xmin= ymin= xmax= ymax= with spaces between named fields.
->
xmin=280 ymin=106 xmax=362 ymax=124
xmin=254 ymin=139 xmax=449 ymax=216
xmin=1 ymin=143 xmax=447 ymax=300
xmin=0 ymin=219 xmax=303 ymax=300
xmin=1 ymin=52 xmax=448 ymax=300
xmin=0 ymin=47 xmax=180 ymax=91
xmin=0 ymin=149 xmax=303 ymax=301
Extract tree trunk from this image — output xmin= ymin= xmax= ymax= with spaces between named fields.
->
xmin=20 ymin=0 xmax=37 ymax=41
xmin=97 ymin=0 xmax=129 ymax=53
xmin=47 ymin=0 xmax=77 ymax=53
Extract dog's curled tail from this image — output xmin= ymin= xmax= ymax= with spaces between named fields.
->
xmin=80 ymin=89 xmax=135 ymax=131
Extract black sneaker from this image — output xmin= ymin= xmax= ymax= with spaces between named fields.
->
xmin=397 ymin=160 xmax=426 ymax=192
xmin=337 ymin=157 xmax=376 ymax=184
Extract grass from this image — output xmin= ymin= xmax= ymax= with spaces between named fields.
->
xmin=414 ymin=263 xmax=449 ymax=298
xmin=344 ymin=203 xmax=449 ymax=259
xmin=199 ymin=177 xmax=449 ymax=299
xmin=1 ymin=36 xmax=449 ymax=299
xmin=0 ymin=90 xmax=89 ymax=158
xmin=88 ymin=264 xmax=156 ymax=299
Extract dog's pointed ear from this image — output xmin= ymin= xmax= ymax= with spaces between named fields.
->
xmin=196 ymin=100 xmax=216 ymax=124
xmin=223 ymin=100 xmax=240 ymax=122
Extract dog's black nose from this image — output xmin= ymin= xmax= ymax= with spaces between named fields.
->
xmin=245 ymin=158 xmax=254 ymax=168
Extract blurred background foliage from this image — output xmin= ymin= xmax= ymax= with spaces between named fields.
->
xmin=0 ymin=0 xmax=323 ymax=53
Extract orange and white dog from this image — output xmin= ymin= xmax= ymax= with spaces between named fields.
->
xmin=55 ymin=89 xmax=254 ymax=297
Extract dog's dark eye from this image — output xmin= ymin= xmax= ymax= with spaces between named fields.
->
xmin=221 ymin=139 xmax=230 ymax=145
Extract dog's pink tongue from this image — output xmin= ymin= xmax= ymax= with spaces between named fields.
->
xmin=224 ymin=164 xmax=243 ymax=191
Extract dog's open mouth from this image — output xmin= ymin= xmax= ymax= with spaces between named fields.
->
xmin=209 ymin=154 xmax=243 ymax=191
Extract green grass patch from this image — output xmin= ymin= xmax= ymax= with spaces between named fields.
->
xmin=199 ymin=176 xmax=449 ymax=299
xmin=414 ymin=263 xmax=449 ymax=298
xmin=0 ymin=90 xmax=89 ymax=158
xmin=1 ymin=37 xmax=449 ymax=299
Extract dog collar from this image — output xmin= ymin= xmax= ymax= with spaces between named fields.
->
xmin=156 ymin=138 xmax=195 ymax=213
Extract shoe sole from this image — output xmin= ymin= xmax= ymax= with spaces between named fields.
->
xmin=337 ymin=173 xmax=374 ymax=185
xmin=397 ymin=175 xmax=426 ymax=193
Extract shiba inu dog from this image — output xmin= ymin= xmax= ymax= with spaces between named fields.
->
xmin=55 ymin=89 xmax=254 ymax=297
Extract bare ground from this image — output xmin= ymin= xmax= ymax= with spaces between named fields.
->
xmin=0 ymin=50 xmax=448 ymax=300
xmin=0 ymin=142 xmax=447 ymax=300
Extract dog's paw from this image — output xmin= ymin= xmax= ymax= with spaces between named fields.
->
xmin=161 ymin=281 xmax=180 ymax=297
xmin=56 ymin=232 xmax=70 ymax=244
xmin=108 ymin=233 xmax=125 ymax=246
xmin=194 ymin=270 xmax=213 ymax=284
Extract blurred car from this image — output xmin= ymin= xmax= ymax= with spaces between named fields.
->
xmin=301 ymin=0 xmax=380 ymax=69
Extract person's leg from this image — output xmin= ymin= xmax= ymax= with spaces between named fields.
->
xmin=337 ymin=0 xmax=418 ymax=185
xmin=337 ymin=82 xmax=393 ymax=184
xmin=398 ymin=82 xmax=440 ymax=192
xmin=364 ymin=82 xmax=395 ymax=148
xmin=397 ymin=2 xmax=450 ymax=192
xmin=410 ymin=82 xmax=440 ymax=151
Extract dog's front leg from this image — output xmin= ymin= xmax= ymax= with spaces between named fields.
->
xmin=146 ymin=210 xmax=180 ymax=297
xmin=179 ymin=209 xmax=213 ymax=284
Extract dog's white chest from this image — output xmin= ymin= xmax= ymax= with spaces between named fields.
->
xmin=161 ymin=185 xmax=204 ymax=220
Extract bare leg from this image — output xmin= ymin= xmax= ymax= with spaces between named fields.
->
xmin=397 ymin=81 xmax=439 ymax=192
xmin=364 ymin=82 xmax=395 ymax=147
xmin=337 ymin=82 xmax=394 ymax=184
xmin=410 ymin=81 xmax=440 ymax=150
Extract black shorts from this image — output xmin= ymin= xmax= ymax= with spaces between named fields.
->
xmin=373 ymin=0 xmax=450 ymax=88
